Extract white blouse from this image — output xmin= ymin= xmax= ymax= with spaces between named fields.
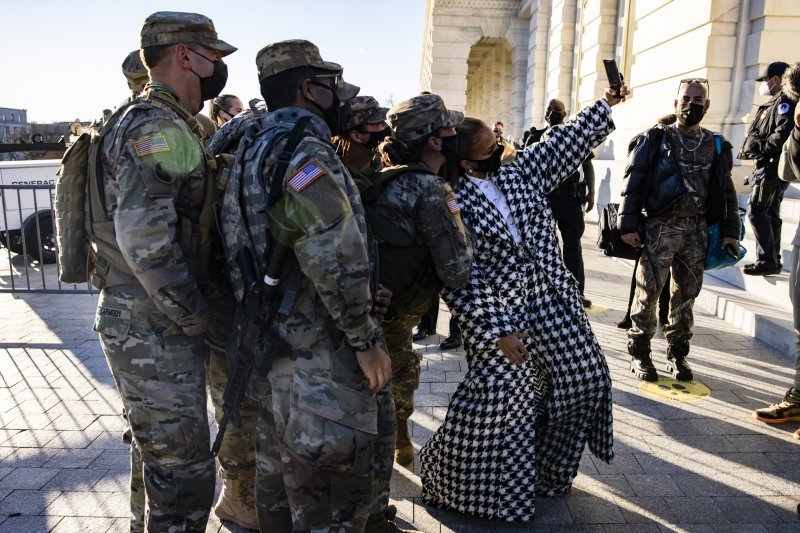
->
xmin=467 ymin=174 xmax=522 ymax=244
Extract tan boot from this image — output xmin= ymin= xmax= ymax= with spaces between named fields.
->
xmin=394 ymin=418 xmax=413 ymax=467
xmin=213 ymin=478 xmax=259 ymax=531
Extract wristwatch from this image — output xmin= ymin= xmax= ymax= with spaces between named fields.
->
xmin=351 ymin=337 xmax=378 ymax=353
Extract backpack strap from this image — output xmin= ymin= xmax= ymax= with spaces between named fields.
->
xmin=268 ymin=115 xmax=313 ymax=208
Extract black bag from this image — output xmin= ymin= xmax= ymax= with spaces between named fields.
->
xmin=597 ymin=203 xmax=642 ymax=260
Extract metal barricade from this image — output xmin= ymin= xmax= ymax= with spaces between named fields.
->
xmin=0 ymin=184 xmax=94 ymax=294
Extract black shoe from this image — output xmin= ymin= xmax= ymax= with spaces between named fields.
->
xmin=666 ymin=357 xmax=693 ymax=381
xmin=439 ymin=334 xmax=462 ymax=350
xmin=630 ymin=356 xmax=658 ymax=382
xmin=581 ymin=297 xmax=592 ymax=308
xmin=743 ymin=264 xmax=782 ymax=276
xmin=617 ymin=315 xmax=632 ymax=329
xmin=412 ymin=327 xmax=432 ymax=341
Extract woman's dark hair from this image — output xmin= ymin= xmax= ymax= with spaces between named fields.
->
xmin=378 ymin=135 xmax=429 ymax=167
xmin=259 ymin=66 xmax=322 ymax=111
xmin=210 ymin=94 xmax=240 ymax=124
xmin=456 ymin=117 xmax=491 ymax=162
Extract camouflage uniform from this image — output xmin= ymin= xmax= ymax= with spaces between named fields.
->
xmin=335 ymin=95 xmax=389 ymax=175
xmin=224 ymin=40 xmax=391 ymax=532
xmin=92 ymin=12 xmax=235 ymax=532
xmin=377 ymin=94 xmax=472 ymax=463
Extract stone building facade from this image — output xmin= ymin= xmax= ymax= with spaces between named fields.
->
xmin=421 ymin=0 xmax=800 ymax=212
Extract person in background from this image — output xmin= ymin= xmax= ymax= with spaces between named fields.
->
xmin=740 ymin=61 xmax=796 ymax=276
xmin=753 ymin=61 xmax=800 ymax=439
xmin=210 ymin=93 xmax=244 ymax=128
xmin=528 ymin=98 xmax=595 ymax=307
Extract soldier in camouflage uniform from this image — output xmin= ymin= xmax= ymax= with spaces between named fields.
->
xmin=223 ymin=40 xmax=394 ymax=532
xmin=91 ymin=12 xmax=235 ymax=532
xmin=334 ymin=95 xmax=390 ymax=174
xmin=122 ymin=50 xmax=149 ymax=96
xmin=375 ymin=94 xmax=472 ymax=466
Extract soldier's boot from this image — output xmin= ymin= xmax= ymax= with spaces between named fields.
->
xmin=383 ymin=504 xmax=398 ymax=521
xmin=395 ymin=417 xmax=413 ymax=467
xmin=213 ymin=478 xmax=258 ymax=531
xmin=666 ymin=341 xmax=693 ymax=381
xmin=628 ymin=339 xmax=658 ymax=382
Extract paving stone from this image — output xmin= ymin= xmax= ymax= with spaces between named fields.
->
xmin=564 ymin=495 xmax=626 ymax=524
xmin=0 ymin=514 xmax=53 ymax=533
xmin=0 ymin=467 xmax=59 ymax=490
xmin=0 ymin=489 xmax=60 ymax=515
xmin=612 ymin=496 xmax=676 ymax=524
xmin=592 ymin=453 xmax=644 ymax=475
xmin=93 ymin=491 xmax=129 ymax=518
xmin=42 ymin=468 xmax=107 ymax=491
xmin=624 ymin=474 xmax=685 ymax=497
xmin=42 ymin=448 xmax=102 ymax=469
xmin=45 ymin=490 xmax=108 ymax=516
xmin=712 ymin=496 xmax=783 ymax=524
xmin=662 ymin=496 xmax=727 ymax=524
xmin=49 ymin=516 xmax=116 ymax=532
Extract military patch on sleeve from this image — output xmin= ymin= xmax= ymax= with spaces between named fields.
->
xmin=133 ymin=135 xmax=170 ymax=157
xmin=446 ymin=195 xmax=461 ymax=214
xmin=287 ymin=160 xmax=325 ymax=192
xmin=779 ymin=103 xmax=791 ymax=115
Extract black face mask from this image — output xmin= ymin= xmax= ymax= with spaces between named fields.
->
xmin=677 ymin=102 xmax=706 ymax=127
xmin=188 ymin=49 xmax=228 ymax=108
xmin=469 ymin=144 xmax=504 ymax=174
xmin=438 ymin=133 xmax=459 ymax=160
xmin=545 ymin=109 xmax=565 ymax=126
xmin=309 ymin=81 xmax=351 ymax=136
xmin=363 ymin=127 xmax=390 ymax=150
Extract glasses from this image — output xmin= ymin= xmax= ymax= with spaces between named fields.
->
xmin=678 ymin=78 xmax=710 ymax=99
xmin=313 ymin=73 xmax=343 ymax=91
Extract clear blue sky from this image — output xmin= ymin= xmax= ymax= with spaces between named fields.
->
xmin=0 ymin=0 xmax=426 ymax=123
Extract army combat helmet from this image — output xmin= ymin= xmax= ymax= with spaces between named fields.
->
xmin=387 ymin=93 xmax=463 ymax=143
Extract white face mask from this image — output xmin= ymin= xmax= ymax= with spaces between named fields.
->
xmin=759 ymin=80 xmax=773 ymax=97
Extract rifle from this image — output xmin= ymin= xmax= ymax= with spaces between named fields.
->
xmin=210 ymin=116 xmax=312 ymax=456
xmin=211 ymin=244 xmax=289 ymax=456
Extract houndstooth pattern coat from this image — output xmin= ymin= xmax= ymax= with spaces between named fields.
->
xmin=419 ymin=99 xmax=615 ymax=521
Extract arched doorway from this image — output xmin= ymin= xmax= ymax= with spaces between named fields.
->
xmin=465 ymin=38 xmax=513 ymax=135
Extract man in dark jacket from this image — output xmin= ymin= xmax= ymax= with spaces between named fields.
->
xmin=740 ymin=61 xmax=796 ymax=276
xmin=620 ymin=80 xmax=740 ymax=382
xmin=754 ymin=62 xmax=800 ymax=438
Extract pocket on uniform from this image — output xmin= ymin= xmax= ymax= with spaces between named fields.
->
xmin=282 ymin=368 xmax=377 ymax=473
xmin=93 ymin=306 xmax=132 ymax=339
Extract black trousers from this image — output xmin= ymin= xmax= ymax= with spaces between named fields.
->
xmin=549 ymin=195 xmax=586 ymax=294
xmin=749 ymin=179 xmax=789 ymax=268
xmin=418 ymin=293 xmax=460 ymax=338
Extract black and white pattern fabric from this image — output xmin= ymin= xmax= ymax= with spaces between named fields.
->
xmin=420 ymin=99 xmax=615 ymax=522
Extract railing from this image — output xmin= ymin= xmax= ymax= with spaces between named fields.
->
xmin=0 ymin=184 xmax=94 ymax=294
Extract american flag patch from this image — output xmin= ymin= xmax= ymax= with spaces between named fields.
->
xmin=446 ymin=196 xmax=461 ymax=214
xmin=288 ymin=160 xmax=325 ymax=192
xmin=133 ymin=135 xmax=170 ymax=157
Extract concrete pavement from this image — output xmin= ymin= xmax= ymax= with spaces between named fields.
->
xmin=1 ymin=230 xmax=799 ymax=532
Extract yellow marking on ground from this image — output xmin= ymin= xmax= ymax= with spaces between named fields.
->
xmin=639 ymin=379 xmax=711 ymax=402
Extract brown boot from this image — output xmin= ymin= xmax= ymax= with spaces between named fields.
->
xmin=394 ymin=418 xmax=413 ymax=467
xmin=213 ymin=478 xmax=258 ymax=531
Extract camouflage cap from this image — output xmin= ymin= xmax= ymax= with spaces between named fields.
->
xmin=386 ymin=94 xmax=464 ymax=143
xmin=348 ymin=96 xmax=389 ymax=130
xmin=140 ymin=12 xmax=236 ymax=57
xmin=255 ymin=39 xmax=359 ymax=100
xmin=121 ymin=50 xmax=148 ymax=94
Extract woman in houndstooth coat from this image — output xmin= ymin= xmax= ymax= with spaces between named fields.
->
xmin=420 ymin=91 xmax=626 ymax=521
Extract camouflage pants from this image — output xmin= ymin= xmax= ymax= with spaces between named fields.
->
xmin=204 ymin=281 xmax=258 ymax=488
xmin=383 ymin=313 xmax=423 ymax=421
xmin=251 ymin=333 xmax=391 ymax=531
xmin=628 ymin=217 xmax=707 ymax=346
xmin=94 ymin=287 xmax=215 ymax=532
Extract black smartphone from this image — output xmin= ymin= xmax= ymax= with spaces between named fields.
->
xmin=603 ymin=59 xmax=623 ymax=90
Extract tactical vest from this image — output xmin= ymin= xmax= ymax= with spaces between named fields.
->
xmin=55 ymin=91 xmax=221 ymax=290
xmin=355 ymin=164 xmax=442 ymax=319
